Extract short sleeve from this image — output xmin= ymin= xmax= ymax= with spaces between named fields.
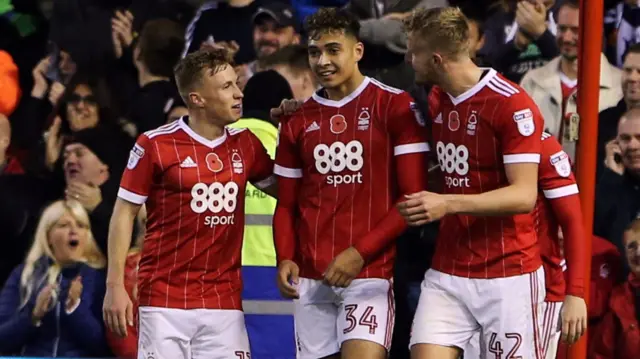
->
xmin=538 ymin=134 xmax=579 ymax=199
xmin=118 ymin=134 xmax=155 ymax=205
xmin=496 ymin=91 xmax=544 ymax=164
xmin=387 ymin=93 xmax=430 ymax=156
xmin=247 ymin=131 xmax=275 ymax=189
xmin=274 ymin=118 xmax=303 ymax=179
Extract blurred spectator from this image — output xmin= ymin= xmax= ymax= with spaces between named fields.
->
xmin=105 ymin=205 xmax=146 ymax=359
xmin=241 ymin=69 xmax=294 ymax=125
xmin=481 ymin=0 xmax=559 ymax=83
xmin=589 ymin=217 xmax=640 ymax=358
xmin=465 ymin=9 xmax=488 ymax=65
xmin=0 ymin=50 xmax=21 ymax=116
xmin=262 ymin=44 xmax=318 ymax=100
xmin=604 ymin=0 xmax=640 ymax=67
xmin=127 ymin=18 xmax=186 ymax=134
xmin=0 ymin=114 xmax=24 ymax=175
xmin=597 ymin=44 xmax=640 ymax=178
xmin=594 ymin=107 xmax=640 ymax=272
xmin=520 ymin=0 xmax=622 ymax=161
xmin=346 ymin=0 xmax=448 ymax=90
xmin=183 ymin=0 xmax=263 ymax=64
xmin=291 ymin=0 xmax=349 ymax=27
xmin=0 ymin=200 xmax=110 ymax=357
xmin=244 ymin=2 xmax=301 ymax=83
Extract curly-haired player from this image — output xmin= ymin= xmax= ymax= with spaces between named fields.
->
xmin=273 ymin=7 xmax=429 ymax=359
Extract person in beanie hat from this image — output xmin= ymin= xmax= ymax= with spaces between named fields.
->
xmin=62 ymin=126 xmax=129 ymax=252
xmin=242 ymin=69 xmax=293 ymax=126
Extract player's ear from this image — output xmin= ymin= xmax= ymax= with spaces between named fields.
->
xmin=354 ymin=41 xmax=364 ymax=62
xmin=189 ymin=92 xmax=205 ymax=108
xmin=432 ymin=53 xmax=443 ymax=68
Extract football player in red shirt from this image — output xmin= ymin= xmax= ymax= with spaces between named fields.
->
xmin=399 ymin=7 xmax=546 ymax=359
xmin=103 ymin=48 xmax=276 ymax=359
xmin=464 ymin=133 xmax=588 ymax=359
xmin=273 ymin=7 xmax=429 ymax=359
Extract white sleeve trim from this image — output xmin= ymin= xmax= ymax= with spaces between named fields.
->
xmin=543 ymin=184 xmax=579 ymax=199
xmin=253 ymin=175 xmax=276 ymax=190
xmin=503 ymin=153 xmax=541 ymax=164
xmin=394 ymin=143 xmax=430 ymax=156
xmin=118 ymin=188 xmax=148 ymax=205
xmin=274 ymin=164 xmax=302 ymax=178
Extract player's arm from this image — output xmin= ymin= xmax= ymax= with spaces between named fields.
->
xmin=353 ymin=95 xmax=429 ymax=261
xmin=104 ymin=136 xmax=154 ymax=337
xmin=247 ymin=130 xmax=278 ymax=198
xmin=272 ymin=120 xmax=301 ymax=263
xmin=106 ymin=138 xmax=154 ymax=285
xmin=444 ymin=96 xmax=542 ymax=216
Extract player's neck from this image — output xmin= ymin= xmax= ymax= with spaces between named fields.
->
xmin=324 ymin=72 xmax=366 ymax=101
xmin=187 ymin=111 xmax=226 ymax=141
xmin=441 ymin=60 xmax=484 ymax=98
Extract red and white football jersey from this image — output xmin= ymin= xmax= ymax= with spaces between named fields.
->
xmin=275 ymin=77 xmax=429 ymax=279
xmin=118 ymin=117 xmax=274 ymax=310
xmin=535 ymin=132 xmax=579 ymax=302
xmin=428 ymin=69 xmax=543 ymax=278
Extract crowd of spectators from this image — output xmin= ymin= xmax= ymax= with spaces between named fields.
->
xmin=0 ymin=0 xmax=639 ymax=358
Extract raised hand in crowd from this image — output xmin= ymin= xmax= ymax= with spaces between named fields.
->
xmin=66 ymin=275 xmax=83 ymax=313
xmin=44 ymin=116 xmax=64 ymax=171
xmin=32 ymin=284 xmax=57 ymax=325
xmin=270 ymin=98 xmax=304 ymax=120
xmin=31 ymin=57 xmax=51 ymax=99
xmin=515 ymin=0 xmax=548 ymax=39
xmin=604 ymin=138 xmax=624 ymax=175
xmin=48 ymin=81 xmax=66 ymax=106
xmin=65 ymin=181 xmax=103 ymax=213
xmin=112 ymin=10 xmax=135 ymax=59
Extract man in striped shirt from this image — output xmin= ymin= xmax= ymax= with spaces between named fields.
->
xmin=103 ymin=48 xmax=276 ymax=359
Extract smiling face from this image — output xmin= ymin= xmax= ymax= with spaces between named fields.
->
xmin=48 ymin=209 xmax=90 ymax=265
xmin=63 ymin=143 xmax=106 ymax=185
xmin=307 ymin=30 xmax=363 ymax=90
xmin=253 ymin=17 xmax=299 ymax=59
xmin=66 ymin=84 xmax=99 ymax=132
xmin=196 ymin=65 xmax=244 ymax=125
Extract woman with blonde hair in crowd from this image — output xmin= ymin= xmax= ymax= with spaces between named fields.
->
xmin=0 ymin=200 xmax=111 ymax=357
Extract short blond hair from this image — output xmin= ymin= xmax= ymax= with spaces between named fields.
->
xmin=404 ymin=7 xmax=470 ymax=57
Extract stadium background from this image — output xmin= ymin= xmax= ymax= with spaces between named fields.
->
xmin=0 ymin=0 xmax=637 ymax=358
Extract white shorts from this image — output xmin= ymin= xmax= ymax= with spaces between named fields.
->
xmin=293 ymin=278 xmax=394 ymax=359
xmin=463 ymin=301 xmax=561 ymax=359
xmin=410 ymin=267 xmax=546 ymax=359
xmin=540 ymin=301 xmax=562 ymax=359
xmin=138 ymin=306 xmax=250 ymax=359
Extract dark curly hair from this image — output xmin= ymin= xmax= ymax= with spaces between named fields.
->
xmin=173 ymin=48 xmax=233 ymax=103
xmin=303 ymin=7 xmax=361 ymax=41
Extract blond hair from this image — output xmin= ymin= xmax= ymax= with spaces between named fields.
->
xmin=404 ymin=7 xmax=470 ymax=57
xmin=20 ymin=200 xmax=106 ymax=308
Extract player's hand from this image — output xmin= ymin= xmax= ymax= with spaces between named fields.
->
xmin=324 ymin=247 xmax=364 ymax=288
xmin=560 ymin=295 xmax=587 ymax=344
xmin=270 ymin=99 xmax=304 ymax=121
xmin=604 ymin=139 xmax=624 ymax=175
xmin=103 ymin=282 xmax=134 ymax=337
xmin=276 ymin=260 xmax=300 ymax=299
xmin=397 ymin=191 xmax=450 ymax=226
